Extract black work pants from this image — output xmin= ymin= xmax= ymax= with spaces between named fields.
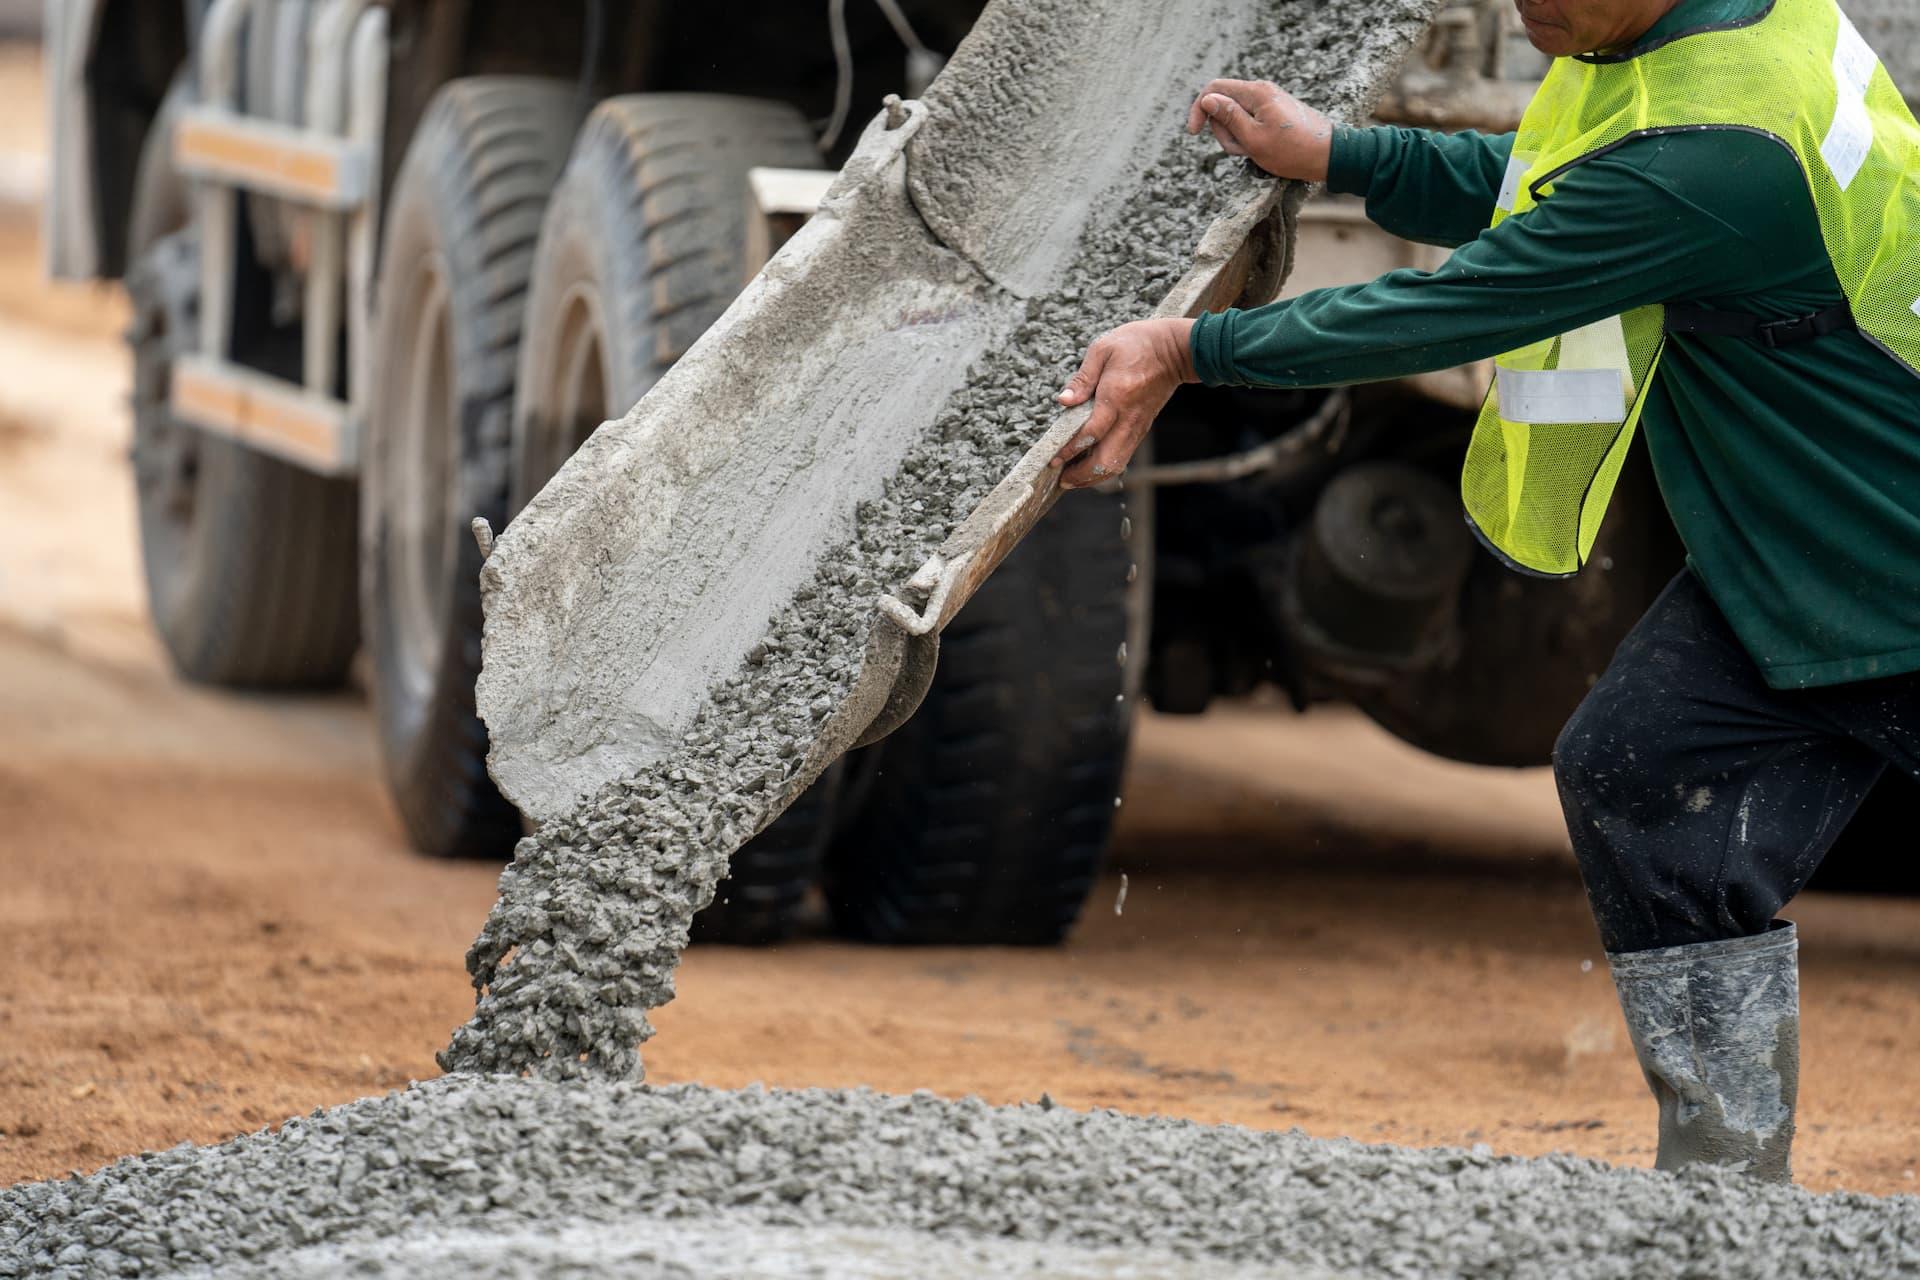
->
xmin=1554 ymin=570 xmax=1920 ymax=954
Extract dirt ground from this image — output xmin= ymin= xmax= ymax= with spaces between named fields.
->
xmin=2 ymin=46 xmax=1916 ymax=1200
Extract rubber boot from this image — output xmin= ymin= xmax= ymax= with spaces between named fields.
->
xmin=1607 ymin=921 xmax=1799 ymax=1182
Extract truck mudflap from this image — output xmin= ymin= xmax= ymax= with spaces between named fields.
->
xmin=474 ymin=0 xmax=1438 ymax=828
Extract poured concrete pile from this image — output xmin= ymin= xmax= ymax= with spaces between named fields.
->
xmin=443 ymin=0 xmax=1441 ymax=1082
xmin=6 ymin=1080 xmax=1918 ymax=1278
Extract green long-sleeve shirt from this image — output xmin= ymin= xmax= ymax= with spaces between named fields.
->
xmin=1190 ymin=0 xmax=1920 ymax=689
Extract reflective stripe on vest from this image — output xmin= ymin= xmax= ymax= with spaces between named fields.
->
xmin=1496 ymin=314 xmax=1633 ymax=424
xmin=1496 ymin=367 xmax=1625 ymax=425
xmin=1461 ymin=0 xmax=1920 ymax=578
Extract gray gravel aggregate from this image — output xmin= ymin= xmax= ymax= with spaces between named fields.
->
xmin=6 ymin=1079 xmax=1916 ymax=1279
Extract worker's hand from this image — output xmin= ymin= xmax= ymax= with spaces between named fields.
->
xmin=1050 ymin=318 xmax=1197 ymax=489
xmin=1186 ymin=79 xmax=1333 ymax=182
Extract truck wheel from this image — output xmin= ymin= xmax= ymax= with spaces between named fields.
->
xmin=511 ymin=94 xmax=832 ymax=942
xmin=129 ymin=84 xmax=359 ymax=687
xmin=364 ymin=78 xmax=578 ymax=857
xmin=824 ymin=494 xmax=1138 ymax=945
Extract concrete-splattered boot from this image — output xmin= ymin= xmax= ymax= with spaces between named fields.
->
xmin=1607 ymin=921 xmax=1799 ymax=1182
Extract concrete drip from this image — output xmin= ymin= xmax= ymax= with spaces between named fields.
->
xmin=441 ymin=0 xmax=1439 ymax=1084
xmin=5 ymin=1079 xmax=1916 ymax=1278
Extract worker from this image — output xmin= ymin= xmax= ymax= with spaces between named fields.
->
xmin=1053 ymin=0 xmax=1920 ymax=1183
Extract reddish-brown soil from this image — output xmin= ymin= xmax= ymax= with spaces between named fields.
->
xmin=1 ymin=45 xmax=1915 ymax=1196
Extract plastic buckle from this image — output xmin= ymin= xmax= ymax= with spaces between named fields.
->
xmin=1755 ymin=315 xmax=1812 ymax=349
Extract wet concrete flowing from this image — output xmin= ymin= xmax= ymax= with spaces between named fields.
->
xmin=6 ymin=1079 xmax=1917 ymax=1278
xmin=441 ymin=0 xmax=1439 ymax=1082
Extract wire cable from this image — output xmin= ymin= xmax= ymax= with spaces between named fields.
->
xmin=871 ymin=0 xmax=931 ymax=54
xmin=820 ymin=0 xmax=855 ymax=154
xmin=822 ymin=0 xmax=945 ymax=153
xmin=577 ymin=0 xmax=606 ymax=119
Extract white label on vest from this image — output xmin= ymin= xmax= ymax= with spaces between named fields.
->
xmin=1834 ymin=11 xmax=1878 ymax=98
xmin=1910 ymin=295 xmax=1920 ymax=320
xmin=1823 ymin=90 xmax=1873 ymax=191
xmin=1495 ymin=367 xmax=1628 ymax=426
xmin=1496 ymin=153 xmax=1533 ymax=213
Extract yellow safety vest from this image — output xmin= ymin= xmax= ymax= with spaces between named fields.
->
xmin=1462 ymin=0 xmax=1920 ymax=577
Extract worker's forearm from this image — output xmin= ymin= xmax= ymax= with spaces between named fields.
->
xmin=1190 ymin=151 xmax=1745 ymax=390
xmin=1188 ymin=272 xmax=1569 ymax=390
xmin=1327 ymin=126 xmax=1516 ymax=249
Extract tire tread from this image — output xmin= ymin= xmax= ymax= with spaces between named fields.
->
xmin=366 ymin=77 xmax=579 ymax=857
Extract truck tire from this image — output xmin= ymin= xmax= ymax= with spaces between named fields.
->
xmin=363 ymin=78 xmax=578 ymax=857
xmin=129 ymin=83 xmax=360 ymax=688
xmin=511 ymin=94 xmax=832 ymax=943
xmin=510 ymin=94 xmax=821 ymax=506
xmin=824 ymin=493 xmax=1138 ymax=945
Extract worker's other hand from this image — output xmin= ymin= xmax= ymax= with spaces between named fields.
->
xmin=1186 ymin=79 xmax=1332 ymax=182
xmin=1050 ymin=318 xmax=1197 ymax=490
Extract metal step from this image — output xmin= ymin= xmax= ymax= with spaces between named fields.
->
xmin=171 ymin=354 xmax=357 ymax=476
xmin=173 ymin=106 xmax=371 ymax=210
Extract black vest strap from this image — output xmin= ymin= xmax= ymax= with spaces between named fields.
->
xmin=1664 ymin=300 xmax=1856 ymax=349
